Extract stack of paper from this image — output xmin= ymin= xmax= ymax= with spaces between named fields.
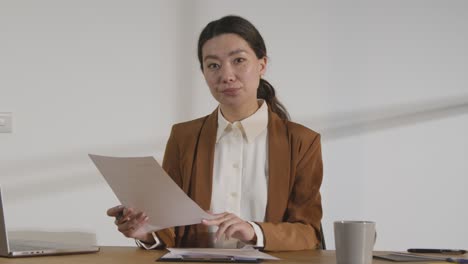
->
xmin=159 ymin=248 xmax=279 ymax=262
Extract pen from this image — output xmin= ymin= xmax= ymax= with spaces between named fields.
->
xmin=116 ymin=211 xmax=124 ymax=221
xmin=408 ymin=249 xmax=467 ymax=255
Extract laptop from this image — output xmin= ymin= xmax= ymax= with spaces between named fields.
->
xmin=0 ymin=187 xmax=100 ymax=257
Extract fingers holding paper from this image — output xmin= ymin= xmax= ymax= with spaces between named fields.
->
xmin=202 ymin=212 xmax=256 ymax=243
xmin=106 ymin=205 xmax=153 ymax=243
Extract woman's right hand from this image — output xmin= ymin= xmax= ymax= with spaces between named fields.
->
xmin=106 ymin=205 xmax=154 ymax=244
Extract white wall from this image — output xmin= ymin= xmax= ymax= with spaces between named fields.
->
xmin=1 ymin=0 xmax=467 ymax=250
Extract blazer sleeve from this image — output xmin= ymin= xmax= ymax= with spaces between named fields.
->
xmin=258 ymin=133 xmax=323 ymax=251
xmin=154 ymin=125 xmax=182 ymax=248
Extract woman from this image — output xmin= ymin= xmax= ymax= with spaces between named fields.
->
xmin=107 ymin=15 xmax=323 ymax=251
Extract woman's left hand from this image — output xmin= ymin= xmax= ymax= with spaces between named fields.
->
xmin=202 ymin=212 xmax=256 ymax=243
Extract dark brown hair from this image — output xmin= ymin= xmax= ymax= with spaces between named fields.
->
xmin=197 ymin=15 xmax=290 ymax=120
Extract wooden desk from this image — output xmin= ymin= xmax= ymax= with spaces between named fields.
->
xmin=0 ymin=246 xmax=454 ymax=264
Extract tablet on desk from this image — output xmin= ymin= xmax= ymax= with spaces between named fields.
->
xmin=373 ymin=252 xmax=445 ymax=262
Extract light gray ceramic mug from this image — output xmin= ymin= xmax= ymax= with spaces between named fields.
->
xmin=334 ymin=221 xmax=376 ymax=264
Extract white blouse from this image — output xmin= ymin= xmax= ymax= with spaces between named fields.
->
xmin=210 ymin=100 xmax=268 ymax=248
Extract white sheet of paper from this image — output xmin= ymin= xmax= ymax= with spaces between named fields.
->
xmin=89 ymin=154 xmax=212 ymax=232
xmin=167 ymin=248 xmax=280 ymax=260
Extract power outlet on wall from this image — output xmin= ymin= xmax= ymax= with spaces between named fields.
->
xmin=0 ymin=112 xmax=12 ymax=133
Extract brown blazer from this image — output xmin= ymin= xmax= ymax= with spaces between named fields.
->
xmin=156 ymin=107 xmax=323 ymax=251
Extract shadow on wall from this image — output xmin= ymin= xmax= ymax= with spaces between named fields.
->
xmin=1 ymin=138 xmax=167 ymax=203
xmin=3 ymin=95 xmax=468 ymax=201
xmin=8 ymin=230 xmax=97 ymax=246
xmin=298 ymin=95 xmax=468 ymax=140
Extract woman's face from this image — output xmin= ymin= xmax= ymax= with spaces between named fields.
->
xmin=201 ymin=33 xmax=266 ymax=110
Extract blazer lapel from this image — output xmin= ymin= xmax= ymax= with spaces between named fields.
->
xmin=265 ymin=111 xmax=291 ymax=222
xmin=190 ymin=109 xmax=218 ymax=211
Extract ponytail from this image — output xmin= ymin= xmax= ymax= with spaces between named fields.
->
xmin=257 ymin=79 xmax=290 ymax=121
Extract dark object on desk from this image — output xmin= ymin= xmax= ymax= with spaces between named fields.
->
xmin=374 ymin=253 xmax=468 ymax=263
xmin=373 ymin=253 xmax=442 ymax=262
xmin=157 ymin=254 xmax=260 ymax=263
xmin=408 ymin=248 xmax=467 ymax=255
